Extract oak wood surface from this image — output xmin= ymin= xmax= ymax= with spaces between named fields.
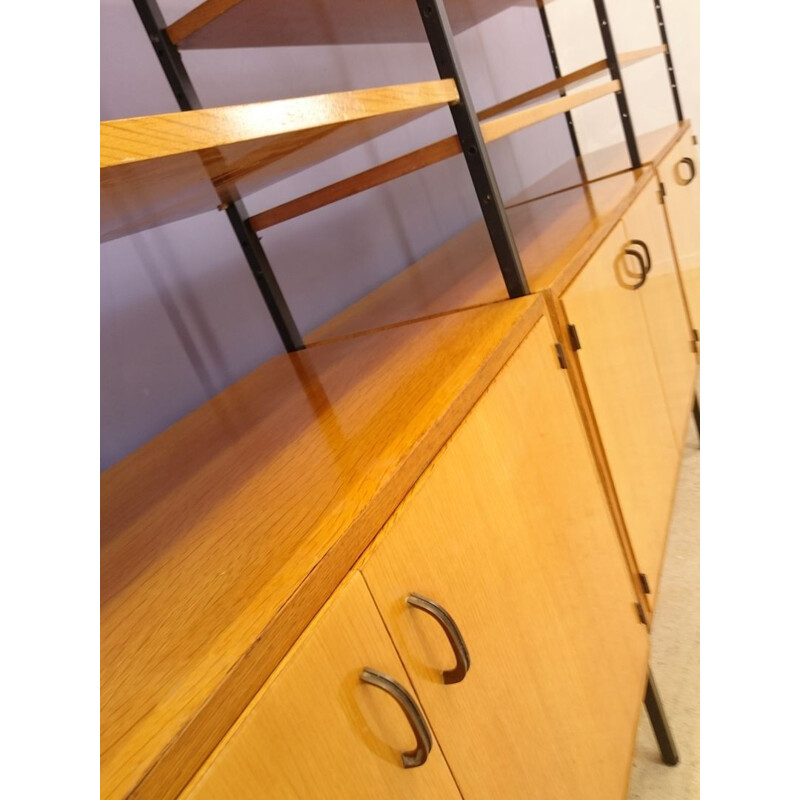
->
xmin=100 ymin=80 xmax=457 ymax=241
xmin=618 ymin=44 xmax=668 ymax=65
xmin=249 ymin=62 xmax=612 ymax=231
xmin=181 ymin=572 xmax=462 ymax=800
xmin=168 ymin=0 xmax=527 ymax=49
xmin=101 ymin=295 xmax=546 ymax=800
xmin=560 ymin=222 xmax=681 ymax=605
xmin=308 ymin=169 xmax=644 ymax=344
xmin=657 ymin=126 xmax=700 ymax=330
xmin=621 ymin=177 xmax=698 ymax=451
xmin=361 ymin=316 xmax=649 ymax=799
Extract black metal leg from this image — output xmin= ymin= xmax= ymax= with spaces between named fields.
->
xmin=644 ymin=668 xmax=679 ymax=766
xmin=652 ymin=1 xmax=684 ymax=122
xmin=693 ymin=394 xmax=700 ymax=441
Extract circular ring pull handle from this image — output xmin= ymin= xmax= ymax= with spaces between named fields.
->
xmin=627 ymin=239 xmax=652 ymax=274
xmin=676 ymin=156 xmax=696 ymax=185
xmin=407 ymin=593 xmax=471 ymax=685
xmin=360 ymin=668 xmax=432 ymax=768
xmin=624 ymin=247 xmax=648 ymax=289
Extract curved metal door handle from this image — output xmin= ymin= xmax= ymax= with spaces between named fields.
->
xmin=624 ymin=247 xmax=648 ymax=289
xmin=360 ymin=667 xmax=432 ymax=768
xmin=407 ymin=593 xmax=471 ymax=685
xmin=676 ymin=156 xmax=696 ymax=185
xmin=628 ymin=238 xmax=652 ymax=274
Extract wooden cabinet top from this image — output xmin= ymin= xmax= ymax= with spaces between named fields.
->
xmin=101 ymin=294 xmax=545 ymax=800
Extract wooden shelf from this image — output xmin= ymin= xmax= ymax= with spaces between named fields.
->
xmin=618 ymin=44 xmax=668 ymax=66
xmin=249 ymin=74 xmax=620 ymax=231
xmin=168 ymin=0 xmax=527 ymax=49
xmin=101 ymin=294 xmax=546 ymax=800
xmin=100 ymin=79 xmax=458 ymax=241
xmin=307 ymin=167 xmax=649 ymax=344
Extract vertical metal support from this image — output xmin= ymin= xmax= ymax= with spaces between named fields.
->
xmin=537 ymin=1 xmax=581 ymax=159
xmin=415 ymin=0 xmax=530 ymax=298
xmin=132 ymin=0 xmax=305 ymax=352
xmin=693 ymin=394 xmax=700 ymax=441
xmin=653 ymin=1 xmax=684 ymax=121
xmin=591 ymin=0 xmax=641 ymax=169
xmin=644 ymin=668 xmax=680 ymax=766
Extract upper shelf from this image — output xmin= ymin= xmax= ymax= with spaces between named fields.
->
xmin=168 ymin=0 xmax=528 ymax=49
xmin=100 ymin=79 xmax=458 ymax=241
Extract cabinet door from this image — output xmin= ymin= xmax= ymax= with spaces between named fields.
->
xmin=361 ymin=317 xmax=649 ymax=800
xmin=561 ymin=223 xmax=679 ymax=601
xmin=658 ymin=130 xmax=700 ymax=331
xmin=182 ymin=572 xmax=462 ymax=800
xmin=622 ymin=178 xmax=698 ymax=449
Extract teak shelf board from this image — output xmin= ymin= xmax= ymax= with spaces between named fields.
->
xmin=618 ymin=44 xmax=668 ymax=66
xmin=168 ymin=0 xmax=528 ymax=49
xmin=100 ymin=295 xmax=546 ymax=800
xmin=250 ymin=75 xmax=620 ymax=231
xmin=307 ymin=168 xmax=647 ymax=345
xmin=100 ymin=79 xmax=457 ymax=241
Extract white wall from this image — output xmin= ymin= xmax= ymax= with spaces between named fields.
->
xmin=100 ymin=0 xmax=697 ymax=469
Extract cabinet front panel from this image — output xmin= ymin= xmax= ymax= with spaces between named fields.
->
xmin=658 ymin=130 xmax=700 ymax=330
xmin=562 ymin=223 xmax=680 ymax=601
xmin=622 ymin=178 xmax=698 ymax=450
xmin=362 ymin=318 xmax=648 ymax=800
xmin=183 ymin=573 xmax=462 ymax=800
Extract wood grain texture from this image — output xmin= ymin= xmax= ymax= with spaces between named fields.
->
xmin=181 ymin=573 xmax=462 ymax=800
xmin=168 ymin=0 xmax=527 ymax=48
xmin=657 ymin=125 xmax=700 ymax=330
xmin=250 ymin=62 xmax=612 ymax=231
xmin=100 ymin=80 xmax=457 ymax=241
xmin=101 ymin=295 xmax=546 ymax=800
xmin=560 ymin=222 xmax=681 ymax=606
xmin=361 ymin=316 xmax=649 ymax=800
xmin=308 ymin=170 xmax=645 ymax=344
xmin=480 ymin=79 xmax=620 ymax=142
xmin=621 ymin=177 xmax=698 ymax=451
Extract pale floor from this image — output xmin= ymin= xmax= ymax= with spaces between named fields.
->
xmin=627 ymin=424 xmax=700 ymax=800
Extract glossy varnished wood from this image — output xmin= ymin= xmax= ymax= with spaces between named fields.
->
xmin=560 ymin=222 xmax=680 ymax=605
xmin=621 ymin=177 xmax=697 ymax=450
xmin=361 ymin=316 xmax=649 ymax=800
xmin=169 ymin=0 xmax=527 ymax=48
xmin=308 ymin=170 xmax=645 ymax=344
xmin=657 ymin=126 xmax=700 ymax=330
xmin=101 ymin=295 xmax=546 ymax=800
xmin=181 ymin=573 xmax=461 ymax=800
xmin=100 ymin=80 xmax=457 ymax=240
xmin=250 ymin=64 xmax=614 ymax=231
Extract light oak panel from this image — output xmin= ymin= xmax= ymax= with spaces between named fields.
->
xmin=101 ymin=296 xmax=545 ymax=800
xmin=561 ymin=223 xmax=680 ymax=602
xmin=182 ymin=573 xmax=461 ymax=800
xmin=362 ymin=316 xmax=649 ymax=800
xmin=100 ymin=80 xmax=457 ymax=240
xmin=621 ymin=177 xmax=697 ymax=450
xmin=169 ymin=0 xmax=527 ymax=48
xmin=618 ymin=44 xmax=668 ymax=66
xmin=657 ymin=127 xmax=700 ymax=330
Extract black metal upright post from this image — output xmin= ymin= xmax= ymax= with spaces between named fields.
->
xmin=644 ymin=668 xmax=680 ymax=766
xmin=537 ymin=1 xmax=581 ymax=160
xmin=591 ymin=0 xmax=641 ymax=169
xmin=652 ymin=0 xmax=684 ymax=121
xmin=415 ymin=0 xmax=530 ymax=299
xmin=132 ymin=0 xmax=305 ymax=352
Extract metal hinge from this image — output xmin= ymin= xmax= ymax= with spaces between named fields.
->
xmin=635 ymin=602 xmax=647 ymax=625
xmin=555 ymin=343 xmax=568 ymax=370
xmin=639 ymin=573 xmax=651 ymax=595
xmin=690 ymin=328 xmax=700 ymax=353
xmin=567 ymin=324 xmax=582 ymax=351
xmin=692 ymin=134 xmax=698 ymax=145
xmin=658 ymin=181 xmax=666 ymax=203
